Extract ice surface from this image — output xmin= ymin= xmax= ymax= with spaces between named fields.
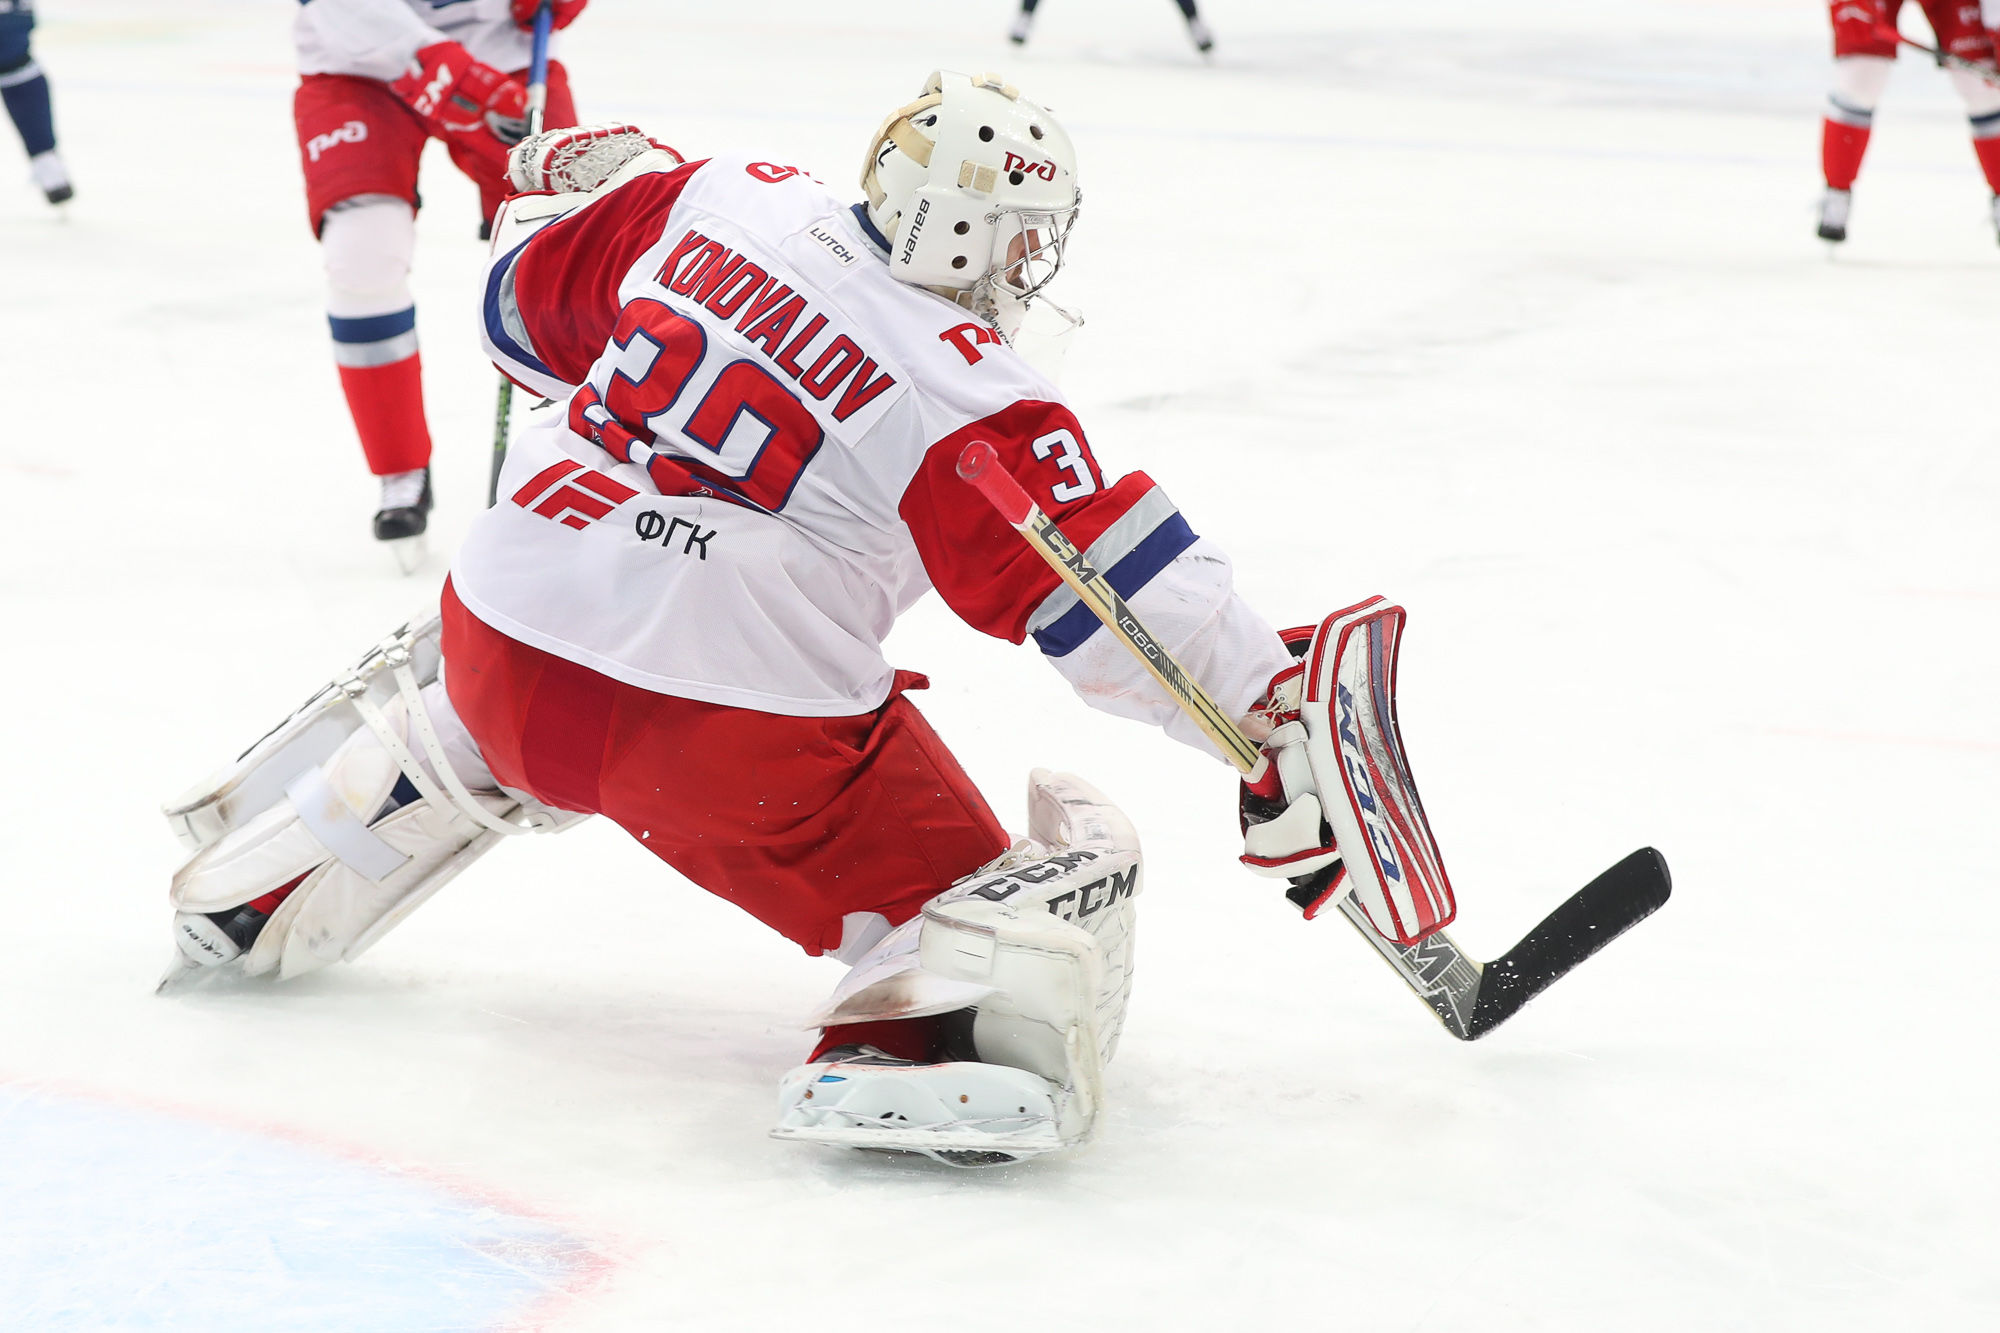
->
xmin=1 ymin=1 xmax=1995 ymax=1329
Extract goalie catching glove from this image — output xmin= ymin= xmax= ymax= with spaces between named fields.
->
xmin=1238 ymin=598 xmax=1456 ymax=946
xmin=506 ymin=122 xmax=683 ymax=197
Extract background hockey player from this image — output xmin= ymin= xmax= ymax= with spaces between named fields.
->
xmin=0 ymin=0 xmax=71 ymax=204
xmin=1008 ymin=0 xmax=1213 ymax=55
xmin=161 ymin=74 xmax=1405 ymax=1167
xmin=1818 ymin=0 xmax=2000 ymax=242
xmin=292 ymin=0 xmax=584 ymax=554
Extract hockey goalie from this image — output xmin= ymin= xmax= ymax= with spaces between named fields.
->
xmin=160 ymin=72 xmax=1455 ymax=1167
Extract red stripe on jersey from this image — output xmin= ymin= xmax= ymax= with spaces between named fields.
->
xmin=901 ymin=401 xmax=1159 ymax=643
xmin=508 ymin=160 xmax=711 ymax=386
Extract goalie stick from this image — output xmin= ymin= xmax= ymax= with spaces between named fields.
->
xmin=486 ymin=1 xmax=557 ymax=507
xmin=955 ymin=440 xmax=1670 ymax=1039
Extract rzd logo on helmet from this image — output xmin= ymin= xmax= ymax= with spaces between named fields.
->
xmin=1003 ymin=152 xmax=1057 ymax=182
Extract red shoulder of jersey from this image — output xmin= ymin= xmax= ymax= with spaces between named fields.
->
xmin=504 ymin=160 xmax=710 ymax=386
xmin=901 ymin=400 xmax=1188 ymax=646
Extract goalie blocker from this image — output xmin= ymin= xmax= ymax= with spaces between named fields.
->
xmin=1240 ymin=598 xmax=1455 ymax=945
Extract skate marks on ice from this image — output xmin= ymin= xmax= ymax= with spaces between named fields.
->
xmin=0 ymin=1076 xmax=614 ymax=1331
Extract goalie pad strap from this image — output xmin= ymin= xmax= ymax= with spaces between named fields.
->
xmin=338 ymin=635 xmax=544 ymax=840
xmin=283 ymin=768 xmax=408 ymax=883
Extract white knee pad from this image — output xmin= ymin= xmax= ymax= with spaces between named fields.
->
xmin=806 ymin=770 xmax=1142 ymax=1145
xmin=162 ymin=619 xmax=579 ymax=985
xmin=321 ymin=194 xmax=417 ymax=319
xmin=1829 ymin=55 xmax=1894 ymax=122
xmin=1949 ymin=66 xmax=2000 ymax=119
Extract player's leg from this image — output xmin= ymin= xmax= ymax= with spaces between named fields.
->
xmin=1820 ymin=3 xmax=1901 ymax=242
xmin=1009 ymin=0 xmax=1040 ymax=46
xmin=1172 ymin=0 xmax=1215 ymax=55
xmin=437 ymin=586 xmax=1138 ymax=1164
xmin=0 ymin=7 xmax=69 ymax=204
xmin=294 ymin=75 xmax=435 ymax=552
xmin=439 ymin=580 xmax=1009 ymax=957
xmin=1925 ymin=0 xmax=2000 ymax=238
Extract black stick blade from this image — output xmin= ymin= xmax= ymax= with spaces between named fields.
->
xmin=1463 ymin=847 xmax=1671 ymax=1039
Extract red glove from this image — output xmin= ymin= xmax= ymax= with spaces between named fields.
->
xmin=512 ymin=0 xmax=588 ymax=29
xmin=390 ymin=42 xmax=528 ymax=177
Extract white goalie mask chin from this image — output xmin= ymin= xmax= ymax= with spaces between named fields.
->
xmin=862 ymin=70 xmax=1082 ymax=349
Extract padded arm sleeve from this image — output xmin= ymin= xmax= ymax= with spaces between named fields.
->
xmin=1046 ymin=537 xmax=1294 ymax=761
xmin=899 ymin=408 xmax=1291 ymax=763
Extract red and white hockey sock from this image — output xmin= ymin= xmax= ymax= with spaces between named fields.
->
xmin=1822 ymin=56 xmax=1890 ymax=191
xmin=322 ymin=196 xmax=429 ymax=476
xmin=332 ymin=324 xmax=432 ymax=477
xmin=1821 ymin=117 xmax=1870 ymax=192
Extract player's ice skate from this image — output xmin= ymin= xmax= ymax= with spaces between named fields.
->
xmin=1817 ymin=187 xmax=1851 ymax=245
xmin=29 ymin=149 xmax=70 ymax=205
xmin=773 ymin=772 xmax=1141 ymax=1167
xmin=373 ymin=466 xmax=432 ymax=573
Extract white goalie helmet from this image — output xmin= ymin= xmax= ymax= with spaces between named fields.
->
xmin=862 ymin=71 xmax=1080 ymax=337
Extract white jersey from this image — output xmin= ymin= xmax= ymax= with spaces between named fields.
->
xmin=295 ymin=0 xmax=546 ymax=82
xmin=461 ymin=151 xmax=1289 ymax=755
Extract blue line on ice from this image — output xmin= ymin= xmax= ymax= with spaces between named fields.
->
xmin=0 ymin=1083 xmax=592 ymax=1332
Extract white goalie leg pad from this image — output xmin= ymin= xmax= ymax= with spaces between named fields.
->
xmin=163 ymin=620 xmax=578 ymax=984
xmin=775 ymin=770 xmax=1141 ymax=1161
xmin=164 ymin=618 xmax=447 ymax=852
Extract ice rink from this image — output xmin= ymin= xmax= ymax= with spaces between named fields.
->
xmin=2 ymin=0 xmax=1996 ymax=1328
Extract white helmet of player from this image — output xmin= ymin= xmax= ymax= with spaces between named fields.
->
xmin=861 ymin=71 xmax=1080 ymax=342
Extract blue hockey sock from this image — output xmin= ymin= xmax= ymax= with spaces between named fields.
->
xmin=1 ymin=61 xmax=57 ymax=157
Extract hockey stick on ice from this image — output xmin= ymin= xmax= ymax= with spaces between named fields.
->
xmin=486 ymin=1 xmax=557 ymax=508
xmin=955 ymin=440 xmax=1670 ymax=1039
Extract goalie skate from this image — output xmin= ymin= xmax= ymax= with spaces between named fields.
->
xmin=773 ymin=771 xmax=1140 ymax=1166
xmin=773 ymin=1046 xmax=1068 ymax=1168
